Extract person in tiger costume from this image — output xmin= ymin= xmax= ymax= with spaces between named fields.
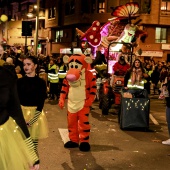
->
xmin=58 ymin=53 xmax=97 ymax=152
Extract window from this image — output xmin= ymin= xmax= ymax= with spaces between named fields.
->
xmin=81 ymin=0 xmax=90 ymax=13
xmin=48 ymin=7 xmax=56 ymax=19
xmin=98 ymin=0 xmax=105 ymax=13
xmin=65 ymin=0 xmax=75 ymax=15
xmin=161 ymin=1 xmax=170 ymax=11
xmin=155 ymin=27 xmax=167 ymax=43
xmin=55 ymin=30 xmax=63 ymax=42
xmin=141 ymin=0 xmax=151 ymax=14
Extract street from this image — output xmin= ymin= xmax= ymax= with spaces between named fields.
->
xmin=38 ymin=96 xmax=170 ymax=170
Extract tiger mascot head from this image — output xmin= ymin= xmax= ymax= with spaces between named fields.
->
xmin=63 ymin=54 xmax=92 ymax=87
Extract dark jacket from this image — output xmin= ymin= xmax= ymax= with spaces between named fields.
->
xmin=165 ymin=80 xmax=170 ymax=108
xmin=0 ymin=65 xmax=30 ymax=137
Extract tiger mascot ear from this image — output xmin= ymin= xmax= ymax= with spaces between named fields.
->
xmin=84 ymin=56 xmax=92 ymax=64
xmin=63 ymin=55 xmax=70 ymax=64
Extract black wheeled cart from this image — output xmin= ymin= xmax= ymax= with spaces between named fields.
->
xmin=119 ymin=89 xmax=150 ymax=130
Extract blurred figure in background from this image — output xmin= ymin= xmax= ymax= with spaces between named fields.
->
xmin=113 ymin=55 xmax=130 ymax=76
xmin=57 ymin=56 xmax=67 ymax=98
xmin=6 ymin=57 xmax=14 ymax=65
xmin=91 ymin=45 xmax=107 ymax=69
xmin=144 ymin=63 xmax=153 ymax=95
xmin=151 ymin=64 xmax=162 ymax=95
xmin=15 ymin=65 xmax=22 ymax=79
xmin=48 ymin=58 xmax=59 ymax=100
xmin=15 ymin=53 xmax=25 ymax=76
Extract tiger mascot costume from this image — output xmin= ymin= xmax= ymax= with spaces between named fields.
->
xmin=59 ymin=54 xmax=96 ymax=152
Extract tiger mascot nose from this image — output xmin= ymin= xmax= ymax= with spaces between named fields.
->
xmin=66 ymin=68 xmax=81 ymax=82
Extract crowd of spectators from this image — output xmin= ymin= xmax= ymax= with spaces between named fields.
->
xmin=1 ymin=46 xmax=170 ymax=98
xmin=0 ymin=48 xmax=67 ymax=102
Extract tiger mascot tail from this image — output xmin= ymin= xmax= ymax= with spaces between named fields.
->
xmin=59 ymin=53 xmax=97 ymax=152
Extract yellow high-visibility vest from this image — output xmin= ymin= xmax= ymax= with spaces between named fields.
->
xmin=48 ymin=64 xmax=59 ymax=83
xmin=58 ymin=65 xmax=67 ymax=79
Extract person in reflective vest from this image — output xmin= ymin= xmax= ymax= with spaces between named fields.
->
xmin=144 ymin=63 xmax=153 ymax=94
xmin=48 ymin=58 xmax=59 ymax=100
xmin=57 ymin=57 xmax=67 ymax=97
xmin=124 ymin=59 xmax=147 ymax=90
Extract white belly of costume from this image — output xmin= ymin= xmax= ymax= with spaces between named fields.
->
xmin=68 ymin=79 xmax=86 ymax=113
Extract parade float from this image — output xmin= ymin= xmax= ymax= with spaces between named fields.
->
xmin=76 ymin=2 xmax=147 ymax=72
xmin=76 ymin=2 xmax=148 ymax=115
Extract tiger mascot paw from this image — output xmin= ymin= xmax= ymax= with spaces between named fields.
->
xmin=64 ymin=141 xmax=79 ymax=148
xmin=79 ymin=142 xmax=91 ymax=152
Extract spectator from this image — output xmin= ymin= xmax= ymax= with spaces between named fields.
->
xmin=15 ymin=65 xmax=22 ymax=79
xmin=144 ymin=63 xmax=153 ymax=94
xmin=162 ymin=74 xmax=170 ymax=145
xmin=48 ymin=58 xmax=59 ymax=100
xmin=113 ymin=55 xmax=130 ymax=76
xmin=15 ymin=53 xmax=25 ymax=76
xmin=124 ymin=59 xmax=148 ymax=90
xmin=160 ymin=65 xmax=168 ymax=84
xmin=91 ymin=45 xmax=107 ymax=68
xmin=151 ymin=64 xmax=162 ymax=95
xmin=6 ymin=57 xmax=14 ymax=65
xmin=57 ymin=57 xmax=67 ymax=98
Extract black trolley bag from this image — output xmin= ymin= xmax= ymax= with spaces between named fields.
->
xmin=119 ymin=89 xmax=150 ymax=130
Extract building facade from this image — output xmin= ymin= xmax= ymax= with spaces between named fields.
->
xmin=0 ymin=0 xmax=170 ymax=62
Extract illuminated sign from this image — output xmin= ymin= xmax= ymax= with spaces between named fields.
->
xmin=135 ymin=51 xmax=163 ymax=57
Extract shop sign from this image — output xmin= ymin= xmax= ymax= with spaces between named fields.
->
xmin=162 ymin=44 xmax=170 ymax=50
xmin=135 ymin=50 xmax=163 ymax=57
xmin=60 ymin=48 xmax=72 ymax=54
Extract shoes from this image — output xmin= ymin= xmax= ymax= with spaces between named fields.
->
xmin=64 ymin=141 xmax=79 ymax=148
xmin=162 ymin=139 xmax=170 ymax=145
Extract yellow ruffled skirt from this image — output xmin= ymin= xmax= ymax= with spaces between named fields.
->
xmin=21 ymin=106 xmax=49 ymax=139
xmin=0 ymin=117 xmax=34 ymax=170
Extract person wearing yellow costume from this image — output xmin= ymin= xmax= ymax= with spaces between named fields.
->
xmin=17 ymin=55 xmax=48 ymax=156
xmin=0 ymin=63 xmax=39 ymax=170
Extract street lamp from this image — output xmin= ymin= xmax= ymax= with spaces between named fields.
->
xmin=34 ymin=0 xmax=40 ymax=56
xmin=0 ymin=15 xmax=8 ymax=23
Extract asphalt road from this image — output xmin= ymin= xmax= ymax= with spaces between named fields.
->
xmin=38 ymin=95 xmax=170 ymax=170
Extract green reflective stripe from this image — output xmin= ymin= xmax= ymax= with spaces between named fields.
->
xmin=58 ymin=72 xmax=66 ymax=78
xmin=48 ymin=73 xmax=58 ymax=76
xmin=58 ymin=73 xmax=66 ymax=75
xmin=48 ymin=72 xmax=59 ymax=83
xmin=127 ymin=79 xmax=144 ymax=89
xmin=48 ymin=76 xmax=59 ymax=80
xmin=58 ymin=65 xmax=66 ymax=78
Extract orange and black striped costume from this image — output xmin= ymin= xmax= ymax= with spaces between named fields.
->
xmin=59 ymin=54 xmax=96 ymax=147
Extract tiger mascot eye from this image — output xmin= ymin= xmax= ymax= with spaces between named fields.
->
xmin=59 ymin=54 xmax=97 ymax=152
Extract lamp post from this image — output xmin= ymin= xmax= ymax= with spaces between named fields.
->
xmin=34 ymin=0 xmax=40 ymax=56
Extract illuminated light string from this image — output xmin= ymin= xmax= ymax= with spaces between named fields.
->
xmin=125 ymin=99 xmax=149 ymax=110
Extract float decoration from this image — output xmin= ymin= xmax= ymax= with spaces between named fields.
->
xmin=76 ymin=2 xmax=148 ymax=54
